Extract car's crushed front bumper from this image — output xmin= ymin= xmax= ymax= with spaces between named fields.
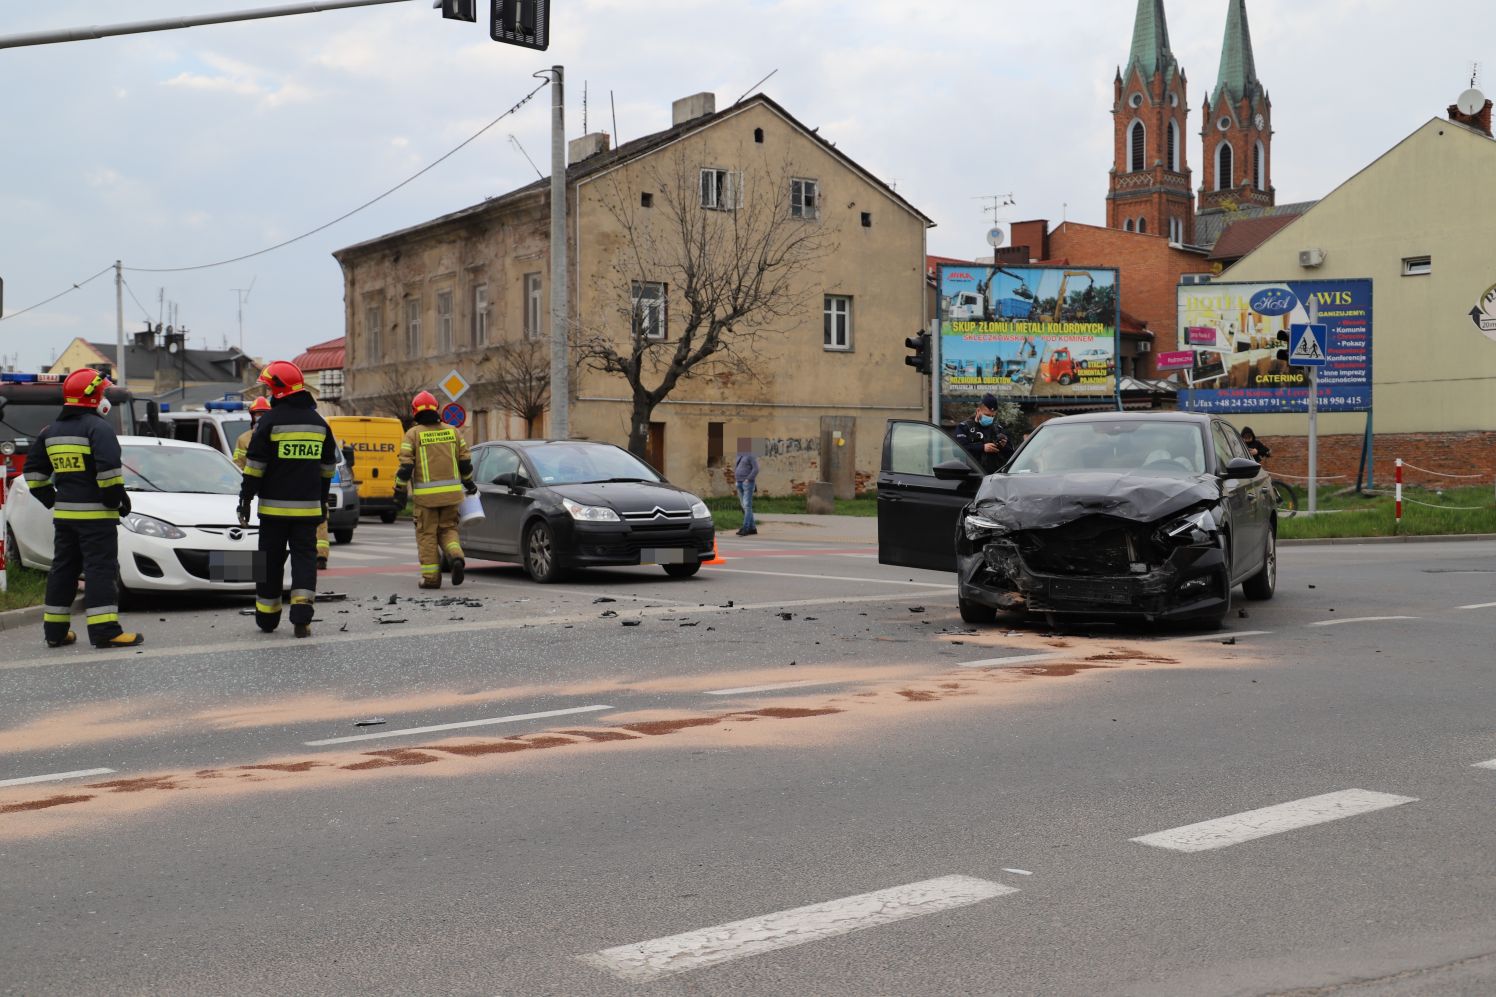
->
xmin=121 ymin=526 xmax=260 ymax=594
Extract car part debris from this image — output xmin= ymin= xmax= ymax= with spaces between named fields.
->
xmin=375 ymin=617 xmax=407 ymax=625
xmin=387 ymin=594 xmax=399 ymax=606
xmin=1221 ymin=637 xmax=1237 ymax=645
xmin=316 ymin=592 xmax=348 ymax=603
xmin=909 ymin=606 xmax=926 ymax=614
xmin=778 ymin=612 xmax=793 ymax=620
xmin=621 ymin=619 xmax=640 ymax=627
xmin=600 ymin=610 xmax=618 ymax=618
xmin=593 ymin=597 xmax=617 ymax=604
xmin=354 ymin=717 xmax=386 ymax=727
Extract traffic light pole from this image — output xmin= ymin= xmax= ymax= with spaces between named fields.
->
xmin=929 ymin=320 xmax=941 ymax=424
xmin=0 ymin=0 xmax=417 ymax=49
xmin=547 ymin=66 xmax=570 ymax=440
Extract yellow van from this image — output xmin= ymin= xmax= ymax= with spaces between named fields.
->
xmin=327 ymin=416 xmax=405 ymax=522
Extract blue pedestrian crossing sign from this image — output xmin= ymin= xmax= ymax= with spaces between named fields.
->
xmin=1288 ymin=323 xmax=1328 ymax=367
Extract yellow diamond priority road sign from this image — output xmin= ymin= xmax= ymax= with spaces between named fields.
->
xmin=439 ymin=369 xmax=470 ymax=402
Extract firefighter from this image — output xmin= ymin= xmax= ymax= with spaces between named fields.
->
xmin=393 ymin=391 xmax=476 ymax=589
xmin=232 ymin=396 xmax=331 ymax=571
xmin=22 ymin=368 xmax=144 ymax=649
xmin=237 ymin=360 xmax=335 ymax=638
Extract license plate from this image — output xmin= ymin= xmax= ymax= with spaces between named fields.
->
xmin=1049 ymin=577 xmax=1133 ymax=605
xmin=209 ymin=550 xmax=258 ymax=583
xmin=638 ymin=547 xmax=689 ymax=565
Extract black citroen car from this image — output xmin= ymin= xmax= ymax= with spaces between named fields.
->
xmin=877 ymin=412 xmax=1277 ymax=627
xmin=458 ymin=440 xmax=716 ymax=582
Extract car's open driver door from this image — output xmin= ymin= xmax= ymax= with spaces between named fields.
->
xmin=876 ymin=420 xmax=985 ymax=573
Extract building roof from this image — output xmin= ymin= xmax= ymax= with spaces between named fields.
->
xmin=334 ymin=93 xmax=933 ymax=259
xmin=1193 ymin=200 xmax=1316 ymax=251
xmin=1208 ymin=213 xmax=1303 ymax=262
xmin=89 ymin=341 xmax=251 ymax=384
xmin=1213 ymin=0 xmax=1262 ymax=106
xmin=1125 ymin=0 xmax=1178 ymax=82
xmin=294 ymin=336 xmax=346 ymax=373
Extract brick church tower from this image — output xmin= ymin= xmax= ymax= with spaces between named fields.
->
xmin=1199 ymin=0 xmax=1275 ymax=214
xmin=1107 ymin=0 xmax=1195 ymax=245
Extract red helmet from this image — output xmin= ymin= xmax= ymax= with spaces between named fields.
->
xmin=249 ymin=396 xmax=272 ymax=417
xmin=412 ymin=391 xmax=439 ymax=415
xmin=63 ymin=368 xmax=112 ymax=408
xmin=258 ymin=360 xmax=306 ymax=399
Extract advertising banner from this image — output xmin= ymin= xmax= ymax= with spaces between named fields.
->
xmin=1175 ymin=279 xmax=1372 ymax=414
xmin=937 ymin=264 xmax=1120 ymax=414
xmin=1155 ymin=350 xmax=1195 ymax=370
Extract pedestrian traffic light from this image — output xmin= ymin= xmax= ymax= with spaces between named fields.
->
xmin=905 ymin=330 xmax=931 ymax=375
xmin=491 ymin=0 xmax=548 ymax=50
xmin=435 ymin=0 xmax=477 ymax=22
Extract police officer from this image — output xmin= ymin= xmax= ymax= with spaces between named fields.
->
xmin=233 ymin=396 xmax=332 ymax=571
xmin=23 ymin=368 xmax=144 ymax=649
xmin=237 ymin=361 xmax=335 ymax=638
xmin=954 ymin=393 xmax=1013 ymax=474
xmin=393 ymin=391 xmax=476 ymax=589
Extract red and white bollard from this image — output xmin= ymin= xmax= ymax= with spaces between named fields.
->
xmin=1394 ymin=458 xmax=1404 ymax=530
xmin=0 ymin=471 xmax=7 ymax=594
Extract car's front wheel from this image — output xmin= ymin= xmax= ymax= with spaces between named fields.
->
xmin=379 ymin=510 xmax=397 ymax=524
xmin=1242 ymin=527 xmax=1277 ymax=601
xmin=523 ymin=520 xmax=566 ymax=583
xmin=959 ymin=597 xmax=997 ymax=625
xmin=663 ymin=562 xmax=701 ymax=579
xmin=4 ymin=525 xmax=22 ymax=573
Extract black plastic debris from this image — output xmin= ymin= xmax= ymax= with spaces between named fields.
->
xmin=1308 ymin=584 xmax=1317 ymax=589
xmin=621 ymin=620 xmax=641 ymax=627
xmin=1221 ymin=637 xmax=1237 ymax=645
xmin=316 ymin=592 xmax=348 ymax=603
xmin=594 ymin=597 xmax=617 ymax=604
xmin=720 ymin=600 xmax=735 ymax=608
xmin=600 ymin=610 xmax=618 ymax=618
xmin=778 ymin=612 xmax=793 ymax=620
xmin=339 ymin=623 xmax=348 ymax=632
xmin=679 ymin=621 xmax=700 ymax=627
xmin=354 ymin=717 xmax=386 ymax=727
xmin=238 ymin=609 xmax=256 ymax=616
xmin=909 ymin=606 xmax=926 ymax=614
xmin=1238 ymin=609 xmax=1249 ymax=618
xmin=803 ymin=617 xmax=818 ymax=622
xmin=387 ymin=594 xmax=399 ymax=606
xmin=376 ymin=617 xmax=408 ymax=625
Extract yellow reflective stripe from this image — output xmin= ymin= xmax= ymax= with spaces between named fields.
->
xmin=97 ymin=475 xmax=125 ymax=488
xmin=232 ymin=448 xmax=247 ymax=460
xmin=256 ymin=600 xmax=282 ymax=614
xmin=243 ymin=466 xmax=264 ymax=477
xmin=321 ymin=468 xmax=336 ymax=479
xmin=45 ymin=444 xmax=91 ymax=456
xmin=257 ymin=505 xmax=323 ymax=517
xmin=86 ymin=612 xmax=120 ymax=625
xmin=270 ymin=432 xmax=326 ymax=442
xmin=420 ymin=564 xmax=439 ymax=573
xmin=43 ymin=612 xmax=72 ymax=624
xmin=419 ymin=443 xmax=431 ymax=484
xmin=54 ymin=510 xmax=120 ymax=520
xmin=27 ymin=479 xmax=52 ymax=490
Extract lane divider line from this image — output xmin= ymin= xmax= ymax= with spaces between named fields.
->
xmin=1001 ymin=868 xmax=1033 ymax=876
xmin=1307 ymin=616 xmax=1419 ymax=627
xmin=1458 ymin=602 xmax=1496 ymax=610
xmin=1473 ymin=759 xmax=1496 ymax=770
xmin=0 ymin=767 xmax=115 ymax=789
xmin=576 ymin=875 xmax=1015 ymax=982
xmin=304 ymin=705 xmax=613 ymax=746
xmin=1130 ymin=789 xmax=1417 ymax=853
xmin=704 ymin=680 xmax=841 ymax=696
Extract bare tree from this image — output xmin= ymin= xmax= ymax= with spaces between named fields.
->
xmin=573 ymin=147 xmax=838 ymax=457
xmin=479 ymin=337 xmax=551 ymax=438
xmin=353 ymin=364 xmax=432 ymax=423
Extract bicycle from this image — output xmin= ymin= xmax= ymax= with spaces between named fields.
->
xmin=1270 ymin=477 xmax=1298 ymax=516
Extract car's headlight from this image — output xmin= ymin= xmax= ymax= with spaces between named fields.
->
xmin=1156 ymin=508 xmax=1219 ymax=547
xmin=962 ymin=513 xmax=1007 ymax=541
xmin=561 ymin=497 xmax=621 ymax=522
xmin=122 ymin=512 xmax=187 ymax=540
xmin=689 ymin=500 xmax=710 ymax=520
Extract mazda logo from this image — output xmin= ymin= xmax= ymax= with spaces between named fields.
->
xmin=228 ymin=528 xmax=244 ymax=542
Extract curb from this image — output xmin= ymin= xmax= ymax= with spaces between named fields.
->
xmin=0 ymin=595 xmax=86 ymax=633
xmin=1280 ymin=532 xmax=1496 ymax=547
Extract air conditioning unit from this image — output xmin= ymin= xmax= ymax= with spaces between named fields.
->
xmin=1299 ymin=248 xmax=1327 ymax=268
xmin=1138 ymin=341 xmax=1152 ymax=353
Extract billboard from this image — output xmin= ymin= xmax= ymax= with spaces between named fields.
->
xmin=937 ymin=264 xmax=1119 ymax=414
xmin=1175 ymin=279 xmax=1373 ymax=414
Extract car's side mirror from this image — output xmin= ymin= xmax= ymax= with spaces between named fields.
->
xmin=933 ymin=459 xmax=983 ymax=481
xmin=493 ymin=471 xmax=524 ymax=490
xmin=1222 ymin=456 xmax=1261 ymax=480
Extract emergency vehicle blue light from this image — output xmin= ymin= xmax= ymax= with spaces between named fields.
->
xmin=205 ymin=399 xmax=246 ymax=412
xmin=1 ymin=372 xmax=39 ymax=383
xmin=159 ymin=403 xmax=172 ymax=413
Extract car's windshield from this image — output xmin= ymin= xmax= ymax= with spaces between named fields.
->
xmin=121 ymin=444 xmax=243 ymax=494
xmin=219 ymin=418 xmax=252 ymax=444
xmin=1008 ymin=421 xmax=1207 ymax=476
xmin=524 ymin=444 xmax=662 ymax=486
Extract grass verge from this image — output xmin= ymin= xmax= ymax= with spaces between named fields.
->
xmin=708 ymin=494 xmax=877 ymax=531
xmin=0 ymin=566 xmax=48 ymax=613
xmin=1277 ymin=486 xmax=1496 ymax=540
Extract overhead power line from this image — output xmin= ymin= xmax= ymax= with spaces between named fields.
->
xmin=0 ymin=266 xmax=114 ymax=324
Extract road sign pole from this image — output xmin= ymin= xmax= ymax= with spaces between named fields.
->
xmin=929 ymin=319 xmax=941 ymax=424
xmin=1307 ymin=298 xmax=1319 ymax=515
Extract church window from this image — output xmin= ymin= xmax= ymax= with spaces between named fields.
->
xmin=1169 ymin=92 xmax=1179 ymax=108
xmin=1129 ymin=120 xmax=1146 ymax=173
xmin=1124 ymin=218 xmax=1135 ymax=232
xmin=1129 ymin=93 xmax=1143 ymax=108
xmin=1138 ymin=217 xmax=1147 ymax=234
xmin=1253 ymin=141 xmax=1265 ymax=191
xmin=1216 ymin=142 xmax=1234 ymax=191
xmin=1167 ymin=120 xmax=1180 ymax=172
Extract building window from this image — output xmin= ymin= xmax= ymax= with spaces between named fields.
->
xmin=1402 ymin=256 xmax=1432 ymax=277
xmin=753 ymin=127 xmax=764 ymax=144
xmin=1129 ymin=120 xmax=1146 ymax=173
xmin=473 ymin=284 xmax=490 ymax=347
xmin=524 ymin=273 xmax=543 ymax=341
xmin=436 ymin=289 xmax=454 ymax=353
xmin=823 ymin=295 xmax=852 ymax=351
xmin=699 ymin=168 xmax=740 ymax=210
xmin=1253 ymin=140 xmax=1265 ymax=191
xmin=1124 ymin=218 xmax=1135 ymax=232
xmin=1138 ymin=217 xmax=1147 ymax=234
xmin=473 ymin=409 xmax=489 ymax=442
xmin=791 ymin=178 xmax=819 ymax=219
xmin=1168 ymin=120 xmax=1181 ymax=171
xmin=640 ymin=192 xmax=653 ymax=208
xmin=707 ymin=422 xmax=724 ymax=467
xmin=632 ymin=281 xmax=667 ymax=340
xmin=1216 ymin=142 xmax=1234 ymax=191
xmin=364 ymin=302 xmax=383 ymax=363
xmin=319 ymin=369 xmax=344 ymax=401
xmin=1169 ymin=217 xmax=1184 ymax=243
xmin=861 ymin=211 xmax=872 ymax=228
xmin=404 ymin=298 xmax=421 ymax=357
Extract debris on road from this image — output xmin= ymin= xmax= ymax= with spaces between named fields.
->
xmin=354 ymin=717 xmax=387 ymax=727
xmin=1238 ymin=609 xmax=1249 ymax=618
xmin=1221 ymin=637 xmax=1237 ymax=645
xmin=387 ymin=594 xmax=399 ymax=606
xmin=621 ymin=620 xmax=641 ymax=627
xmin=375 ymin=617 xmax=408 ymax=625
xmin=600 ymin=610 xmax=618 ymax=619
xmin=721 ymin=600 xmax=735 ymax=608
xmin=909 ymin=606 xmax=926 ymax=614
xmin=1308 ymin=584 xmax=1317 ymax=589
xmin=778 ymin=612 xmax=793 ymax=620
xmin=316 ymin=592 xmax=348 ymax=603
xmin=593 ymin=597 xmax=616 ymax=604
xmin=679 ymin=621 xmax=700 ymax=627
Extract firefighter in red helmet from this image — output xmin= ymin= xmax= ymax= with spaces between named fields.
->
xmin=22 ymin=368 xmax=144 ymax=649
xmin=393 ymin=390 xmax=476 ymax=588
xmin=232 ymin=395 xmax=332 ymax=571
xmin=237 ymin=360 xmax=336 ymax=637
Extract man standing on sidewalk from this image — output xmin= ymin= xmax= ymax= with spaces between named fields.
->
xmin=734 ymin=439 xmax=759 ymax=537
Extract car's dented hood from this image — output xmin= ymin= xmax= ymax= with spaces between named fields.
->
xmin=973 ymin=471 xmax=1219 ymax=530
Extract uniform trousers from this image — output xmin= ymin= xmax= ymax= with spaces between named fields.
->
xmin=256 ymin=518 xmax=319 ymax=629
xmin=414 ymin=504 xmax=463 ymax=578
xmin=43 ymin=520 xmax=124 ymax=644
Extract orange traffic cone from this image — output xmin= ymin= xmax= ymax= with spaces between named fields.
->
xmin=703 ymin=539 xmax=727 ymax=566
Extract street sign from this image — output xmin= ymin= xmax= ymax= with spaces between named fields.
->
xmin=1288 ymin=323 xmax=1328 ymax=366
xmin=491 ymin=0 xmax=548 ymax=50
xmin=439 ymin=369 xmax=470 ymax=402
xmin=441 ymin=402 xmax=466 ymax=428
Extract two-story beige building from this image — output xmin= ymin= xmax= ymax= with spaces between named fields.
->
xmin=332 ymin=92 xmax=932 ymax=496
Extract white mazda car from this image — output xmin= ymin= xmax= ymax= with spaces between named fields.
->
xmin=4 ymin=436 xmax=262 ymax=599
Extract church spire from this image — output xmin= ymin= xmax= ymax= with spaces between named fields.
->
xmin=1213 ymin=0 xmax=1261 ymax=105
xmin=1126 ymin=0 xmax=1176 ymax=79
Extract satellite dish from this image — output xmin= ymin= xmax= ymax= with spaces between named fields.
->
xmin=986 ymin=224 xmax=1009 ymax=249
xmin=1458 ymin=88 xmax=1487 ymax=115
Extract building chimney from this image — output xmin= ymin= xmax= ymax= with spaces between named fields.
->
xmin=1449 ymin=97 xmax=1493 ymax=137
xmin=568 ymin=131 xmax=611 ymax=163
xmin=671 ymin=92 xmax=716 ymax=127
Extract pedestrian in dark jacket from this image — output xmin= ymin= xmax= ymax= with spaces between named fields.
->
xmin=953 ymin=393 xmax=1013 ymax=475
xmin=733 ymin=441 xmax=760 ymax=536
xmin=1239 ymin=426 xmax=1272 ymax=462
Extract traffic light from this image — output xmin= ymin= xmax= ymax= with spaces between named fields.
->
xmin=436 ymin=0 xmax=477 ymax=22
xmin=905 ymin=331 xmax=931 ymax=375
xmin=491 ymin=0 xmax=549 ymax=50
xmin=1275 ymin=328 xmax=1290 ymax=362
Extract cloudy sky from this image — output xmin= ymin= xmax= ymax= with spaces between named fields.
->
xmin=0 ymin=0 xmax=1486 ymax=371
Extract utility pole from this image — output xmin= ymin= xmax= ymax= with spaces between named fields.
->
xmin=114 ymin=261 xmax=126 ymax=386
xmin=1307 ymin=296 xmax=1319 ymax=515
xmin=233 ymin=277 xmax=257 ymax=353
xmin=548 ymin=65 xmax=569 ymax=439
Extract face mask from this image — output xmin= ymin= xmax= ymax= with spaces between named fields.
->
xmin=97 ymin=397 xmax=112 ymax=418
xmin=977 ymin=414 xmax=994 ymax=427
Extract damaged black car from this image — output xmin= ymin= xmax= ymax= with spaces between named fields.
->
xmin=877 ymin=413 xmax=1276 ymax=628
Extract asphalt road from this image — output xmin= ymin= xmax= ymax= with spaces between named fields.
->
xmin=2 ymin=524 xmax=1495 ymax=996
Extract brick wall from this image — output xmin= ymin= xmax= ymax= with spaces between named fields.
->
xmin=1259 ymin=431 xmax=1496 ymax=489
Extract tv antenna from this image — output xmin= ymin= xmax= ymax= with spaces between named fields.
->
xmin=231 ymin=276 xmax=256 ymax=353
xmin=973 ymin=193 xmax=1016 ymax=222
xmin=509 ymin=134 xmax=544 ymax=180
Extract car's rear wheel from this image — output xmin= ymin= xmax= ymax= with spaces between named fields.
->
xmin=663 ymin=562 xmax=701 ymax=579
xmin=1242 ymin=527 xmax=1277 ymax=601
xmin=523 ymin=520 xmax=566 ymax=583
xmin=379 ymin=510 xmax=397 ymax=524
xmin=333 ymin=529 xmax=353 ymax=545
xmin=959 ymin=597 xmax=997 ymax=625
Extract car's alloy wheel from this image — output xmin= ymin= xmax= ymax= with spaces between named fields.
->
xmin=1243 ymin=527 xmax=1277 ymax=601
xmin=524 ymin=521 xmax=564 ymax=583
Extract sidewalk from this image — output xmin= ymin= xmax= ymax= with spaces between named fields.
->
xmin=737 ymin=513 xmax=876 ymax=545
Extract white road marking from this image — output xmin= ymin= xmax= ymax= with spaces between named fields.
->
xmin=1458 ymin=602 xmax=1496 ymax=610
xmin=1473 ymin=759 xmax=1496 ymax=770
xmin=960 ymin=650 xmax=1068 ymax=668
xmin=577 ymin=875 xmax=1014 ymax=982
xmin=304 ymin=705 xmax=614 ymax=746
xmin=1131 ymin=789 xmax=1417 ymax=852
xmin=1167 ymin=630 xmax=1273 ymax=643
xmin=1307 ymin=616 xmax=1419 ymax=627
xmin=707 ymin=566 xmax=955 ymax=589
xmin=0 ymin=767 xmax=115 ymax=789
xmin=704 ymin=680 xmax=841 ymax=696
xmin=1001 ymin=868 xmax=1033 ymax=876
